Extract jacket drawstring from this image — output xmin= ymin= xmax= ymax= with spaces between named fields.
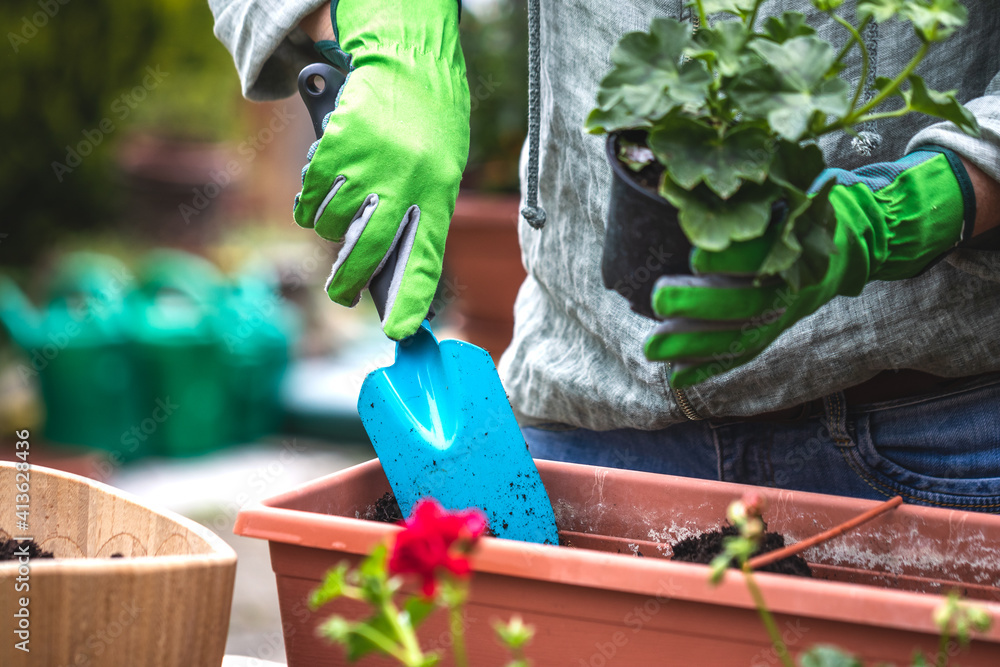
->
xmin=853 ymin=20 xmax=883 ymax=157
xmin=521 ymin=0 xmax=546 ymax=229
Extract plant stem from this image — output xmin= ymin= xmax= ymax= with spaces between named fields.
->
xmin=352 ymin=624 xmax=412 ymax=665
xmin=856 ymin=41 xmax=928 ymax=117
xmin=936 ymin=627 xmax=952 ymax=667
xmin=747 ymin=496 xmax=902 ymax=570
xmin=832 ymin=14 xmax=870 ymax=114
xmin=746 ymin=0 xmax=763 ymax=32
xmin=695 ymin=0 xmax=707 ymax=29
xmin=853 ymin=107 xmax=912 ymax=124
xmin=817 ymin=42 xmax=930 ymax=136
xmin=449 ymin=601 xmax=470 ymax=667
xmin=380 ymin=596 xmax=425 ymax=666
xmin=742 ymin=565 xmax=794 ymax=667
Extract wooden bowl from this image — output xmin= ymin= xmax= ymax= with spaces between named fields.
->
xmin=0 ymin=462 xmax=236 ymax=667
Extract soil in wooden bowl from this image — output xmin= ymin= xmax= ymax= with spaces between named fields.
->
xmin=0 ymin=536 xmax=126 ymax=560
xmin=0 ymin=537 xmax=54 ymax=560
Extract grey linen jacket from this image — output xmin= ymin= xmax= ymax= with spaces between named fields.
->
xmin=210 ymin=0 xmax=1000 ymax=430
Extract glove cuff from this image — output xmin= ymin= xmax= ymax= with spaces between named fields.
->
xmin=865 ymin=147 xmax=973 ymax=281
xmin=910 ymin=144 xmax=977 ymax=247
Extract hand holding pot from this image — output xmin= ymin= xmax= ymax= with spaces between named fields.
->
xmin=294 ymin=0 xmax=469 ymax=340
xmin=646 ymin=147 xmax=975 ymax=388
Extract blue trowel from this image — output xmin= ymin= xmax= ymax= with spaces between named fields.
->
xmin=298 ymin=63 xmax=559 ymax=544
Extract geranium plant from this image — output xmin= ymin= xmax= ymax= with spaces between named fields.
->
xmin=586 ymin=0 xmax=979 ymax=289
xmin=309 ymin=498 xmax=534 ymax=666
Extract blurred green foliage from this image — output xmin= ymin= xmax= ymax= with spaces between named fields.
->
xmin=460 ymin=0 xmax=528 ymax=192
xmin=0 ymin=0 xmax=243 ymax=268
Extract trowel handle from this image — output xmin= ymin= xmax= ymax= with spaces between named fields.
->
xmin=297 ymin=62 xmax=426 ymax=326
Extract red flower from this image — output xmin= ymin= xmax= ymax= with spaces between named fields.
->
xmin=387 ymin=498 xmax=488 ymax=596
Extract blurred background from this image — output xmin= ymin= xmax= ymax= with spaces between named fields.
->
xmin=0 ymin=0 xmax=527 ymax=659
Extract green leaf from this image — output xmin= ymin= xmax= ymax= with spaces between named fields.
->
xmin=758 ymin=180 xmax=836 ymax=290
xmin=732 ymin=37 xmax=850 ymax=140
xmin=649 ymin=116 xmax=772 ymax=198
xmin=799 ymin=645 xmax=864 ymax=667
xmin=858 ymin=0 xmax=968 ymax=41
xmin=659 ymin=178 xmax=780 ymax=251
xmin=762 ymin=12 xmax=817 ymax=43
xmin=404 ymin=596 xmax=437 ymax=629
xmin=310 ymin=563 xmax=351 ymax=609
xmin=697 ymin=0 xmax=756 ymax=16
xmin=493 ymin=615 xmax=535 ymax=650
xmin=585 ymin=18 xmax=711 ymax=134
xmin=899 ymin=74 xmax=980 ymax=137
xmin=768 ymin=140 xmax=826 ymax=192
xmin=688 ymin=20 xmax=750 ymax=78
xmin=709 ymin=552 xmax=733 ymax=584
xmin=902 ymin=0 xmax=967 ymax=42
xmin=811 ymin=0 xmax=845 ymax=10
xmin=858 ymin=0 xmax=906 ymax=23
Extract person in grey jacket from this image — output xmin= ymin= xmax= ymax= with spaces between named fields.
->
xmin=210 ymin=0 xmax=1000 ymax=510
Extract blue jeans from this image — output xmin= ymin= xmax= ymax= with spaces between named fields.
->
xmin=523 ymin=373 xmax=1000 ymax=512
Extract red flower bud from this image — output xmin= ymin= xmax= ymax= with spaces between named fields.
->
xmin=388 ymin=498 xmax=488 ymax=597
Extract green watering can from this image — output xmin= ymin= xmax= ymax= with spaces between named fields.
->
xmin=128 ymin=250 xmax=298 ymax=455
xmin=0 ymin=253 xmax=147 ymax=460
xmin=0 ymin=250 xmax=298 ymax=460
xmin=219 ymin=265 xmax=300 ymax=443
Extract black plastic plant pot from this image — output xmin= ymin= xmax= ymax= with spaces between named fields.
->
xmin=602 ymin=132 xmax=693 ymax=320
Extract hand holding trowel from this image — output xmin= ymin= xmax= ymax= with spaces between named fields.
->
xmin=297 ymin=62 xmax=559 ymax=545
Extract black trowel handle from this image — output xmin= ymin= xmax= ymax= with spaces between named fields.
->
xmin=297 ymin=62 xmax=397 ymax=323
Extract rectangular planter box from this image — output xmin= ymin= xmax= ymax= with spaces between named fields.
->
xmin=0 ymin=463 xmax=236 ymax=667
xmin=234 ymin=459 xmax=1000 ymax=666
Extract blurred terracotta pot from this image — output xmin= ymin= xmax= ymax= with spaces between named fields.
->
xmin=234 ymin=459 xmax=1000 ymax=666
xmin=443 ymin=193 xmax=525 ymax=360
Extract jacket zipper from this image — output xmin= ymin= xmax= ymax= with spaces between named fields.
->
xmin=669 ymin=365 xmax=703 ymax=421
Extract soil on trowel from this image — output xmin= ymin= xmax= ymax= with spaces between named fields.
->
xmin=0 ymin=537 xmax=54 ymax=560
xmin=671 ymin=524 xmax=813 ymax=578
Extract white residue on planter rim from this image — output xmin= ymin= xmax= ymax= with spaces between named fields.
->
xmin=797 ymin=523 xmax=1000 ymax=587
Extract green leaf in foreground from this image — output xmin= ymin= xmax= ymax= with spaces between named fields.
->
xmin=585 ymin=18 xmax=711 ymax=134
xmin=799 ymin=645 xmax=863 ymax=667
xmin=763 ymin=11 xmax=817 ymax=43
xmin=859 ymin=0 xmax=967 ymax=42
xmin=758 ymin=180 xmax=837 ymax=290
xmin=893 ymin=74 xmax=980 ymax=137
xmin=660 ymin=178 xmax=780 ymax=251
xmin=732 ymin=37 xmax=850 ymax=141
xmin=697 ymin=0 xmax=757 ymax=16
xmin=649 ymin=116 xmax=772 ymax=198
xmin=687 ymin=20 xmax=750 ymax=78
xmin=768 ymin=140 xmax=826 ymax=192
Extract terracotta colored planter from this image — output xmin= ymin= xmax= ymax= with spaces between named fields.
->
xmin=0 ymin=463 xmax=236 ymax=667
xmin=443 ymin=192 xmax=525 ymax=360
xmin=234 ymin=459 xmax=1000 ymax=666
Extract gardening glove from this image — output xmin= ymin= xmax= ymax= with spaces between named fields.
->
xmin=646 ymin=146 xmax=976 ymax=388
xmin=294 ymin=0 xmax=470 ymax=340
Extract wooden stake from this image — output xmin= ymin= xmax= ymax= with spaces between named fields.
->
xmin=748 ymin=495 xmax=903 ymax=571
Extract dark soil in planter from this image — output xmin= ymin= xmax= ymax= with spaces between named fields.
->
xmin=370 ymin=492 xmax=404 ymax=524
xmin=671 ymin=524 xmax=812 ymax=578
xmin=0 ymin=537 xmax=54 ymax=560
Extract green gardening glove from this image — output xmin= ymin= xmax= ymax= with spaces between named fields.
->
xmin=294 ymin=0 xmax=470 ymax=340
xmin=646 ymin=146 xmax=976 ymax=388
